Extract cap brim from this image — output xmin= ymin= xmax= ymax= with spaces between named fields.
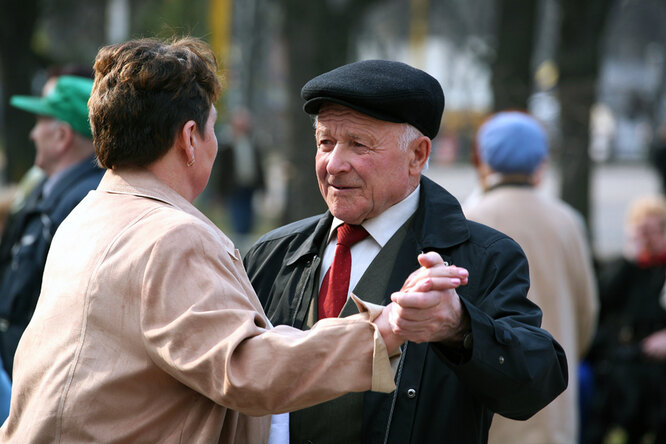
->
xmin=303 ymin=96 xmax=405 ymax=124
xmin=9 ymin=96 xmax=55 ymax=117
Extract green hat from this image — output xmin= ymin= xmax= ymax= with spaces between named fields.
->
xmin=10 ymin=75 xmax=94 ymax=138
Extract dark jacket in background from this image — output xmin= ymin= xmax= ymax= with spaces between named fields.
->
xmin=584 ymin=257 xmax=666 ymax=443
xmin=217 ymin=141 xmax=265 ymax=196
xmin=244 ymin=176 xmax=568 ymax=444
xmin=0 ymin=157 xmax=104 ymax=376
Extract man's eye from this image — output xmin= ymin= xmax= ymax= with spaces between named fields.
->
xmin=318 ymin=139 xmax=334 ymax=150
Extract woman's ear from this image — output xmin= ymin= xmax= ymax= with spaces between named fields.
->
xmin=179 ymin=120 xmax=197 ymax=165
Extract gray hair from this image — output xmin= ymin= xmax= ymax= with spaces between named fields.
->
xmin=398 ymin=123 xmax=424 ymax=152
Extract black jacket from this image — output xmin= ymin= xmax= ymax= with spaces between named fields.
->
xmin=244 ymin=176 xmax=568 ymax=444
xmin=0 ymin=157 xmax=103 ymax=376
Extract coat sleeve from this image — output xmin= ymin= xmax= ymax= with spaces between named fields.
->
xmin=138 ymin=221 xmax=396 ymax=417
xmin=436 ymin=236 xmax=569 ymax=420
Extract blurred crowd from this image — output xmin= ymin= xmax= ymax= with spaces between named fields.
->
xmin=463 ymin=111 xmax=666 ymax=444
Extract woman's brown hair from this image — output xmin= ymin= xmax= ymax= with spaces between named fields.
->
xmin=89 ymin=37 xmax=223 ymax=169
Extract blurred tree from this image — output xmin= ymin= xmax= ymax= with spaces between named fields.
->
xmin=490 ymin=0 xmax=613 ymax=226
xmin=491 ymin=0 xmax=538 ymax=110
xmin=0 ymin=0 xmax=40 ymax=183
xmin=558 ymin=0 xmax=613 ymax=225
xmin=280 ymin=0 xmax=379 ymax=224
xmin=135 ymin=0 xmax=208 ymax=39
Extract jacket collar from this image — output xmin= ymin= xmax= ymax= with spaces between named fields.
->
xmin=97 ymin=167 xmax=225 ymax=237
xmin=413 ymin=175 xmax=470 ymax=250
xmin=37 ymin=156 xmax=101 ymax=211
xmin=285 ymin=213 xmax=333 ymax=266
xmin=284 ymin=175 xmax=470 ymax=266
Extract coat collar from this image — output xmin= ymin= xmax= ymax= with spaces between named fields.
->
xmin=285 ymin=213 xmax=333 ymax=266
xmin=97 ymin=167 xmax=226 ymax=238
xmin=284 ymin=175 xmax=470 ymax=266
xmin=413 ymin=175 xmax=470 ymax=250
xmin=37 ymin=156 xmax=101 ymax=211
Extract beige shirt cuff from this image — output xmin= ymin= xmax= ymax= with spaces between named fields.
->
xmin=350 ymin=294 xmax=401 ymax=393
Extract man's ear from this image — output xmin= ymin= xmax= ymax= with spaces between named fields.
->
xmin=409 ymin=136 xmax=431 ymax=174
xmin=54 ymin=123 xmax=75 ymax=154
xmin=531 ymin=159 xmax=548 ymax=186
xmin=478 ymin=162 xmax=494 ymax=191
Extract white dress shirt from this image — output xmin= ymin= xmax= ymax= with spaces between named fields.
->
xmin=318 ymin=185 xmax=420 ymax=298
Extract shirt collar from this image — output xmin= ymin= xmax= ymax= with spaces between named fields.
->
xmin=328 ymin=185 xmax=420 ymax=247
xmin=42 ymin=164 xmax=76 ymax=199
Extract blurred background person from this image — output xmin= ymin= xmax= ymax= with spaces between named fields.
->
xmin=217 ymin=107 xmax=265 ymax=252
xmin=0 ymin=189 xmax=16 ymax=236
xmin=465 ymin=111 xmax=599 ymax=444
xmin=0 ymin=75 xmax=103 ymax=378
xmin=583 ymin=195 xmax=666 ymax=444
xmin=7 ymin=64 xmax=94 ymax=217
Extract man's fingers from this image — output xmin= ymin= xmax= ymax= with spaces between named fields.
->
xmin=391 ymin=288 xmax=453 ymax=309
xmin=391 ymin=304 xmax=437 ymax=323
xmin=417 ymin=253 xmax=469 ymax=279
xmin=401 ymin=267 xmax=468 ymax=291
xmin=417 ymin=251 xmax=445 ymax=268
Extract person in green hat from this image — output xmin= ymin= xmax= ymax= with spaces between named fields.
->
xmin=0 ymin=74 xmax=103 ymax=378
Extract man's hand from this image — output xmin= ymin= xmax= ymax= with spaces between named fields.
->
xmin=374 ymin=302 xmax=406 ymax=354
xmin=389 ymin=252 xmax=470 ymax=344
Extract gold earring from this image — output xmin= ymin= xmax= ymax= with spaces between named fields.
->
xmin=187 ymin=159 xmax=195 ymax=167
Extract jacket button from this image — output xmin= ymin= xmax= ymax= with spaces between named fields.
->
xmin=407 ymin=388 xmax=416 ymax=398
xmin=498 ymin=355 xmax=505 ymax=364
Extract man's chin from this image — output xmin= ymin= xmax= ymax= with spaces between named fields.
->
xmin=329 ymin=208 xmax=365 ymax=226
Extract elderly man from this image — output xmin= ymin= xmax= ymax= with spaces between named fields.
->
xmin=244 ymin=60 xmax=568 ymax=443
xmin=465 ymin=111 xmax=598 ymax=444
xmin=0 ymin=75 xmax=103 ymax=376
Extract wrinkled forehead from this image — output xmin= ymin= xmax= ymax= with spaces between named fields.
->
xmin=316 ymin=103 xmax=403 ymax=135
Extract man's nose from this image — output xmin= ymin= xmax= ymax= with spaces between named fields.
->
xmin=326 ymin=144 xmax=352 ymax=174
xmin=29 ymin=124 xmax=38 ymax=141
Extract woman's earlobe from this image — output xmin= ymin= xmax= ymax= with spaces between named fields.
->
xmin=187 ymin=145 xmax=195 ymax=167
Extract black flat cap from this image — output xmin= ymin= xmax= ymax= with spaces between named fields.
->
xmin=301 ymin=60 xmax=445 ymax=139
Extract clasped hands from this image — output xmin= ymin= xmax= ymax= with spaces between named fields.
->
xmin=376 ymin=252 xmax=470 ymax=352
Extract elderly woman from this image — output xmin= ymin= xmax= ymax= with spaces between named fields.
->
xmin=584 ymin=195 xmax=666 ymax=444
xmin=0 ymin=37 xmax=446 ymax=443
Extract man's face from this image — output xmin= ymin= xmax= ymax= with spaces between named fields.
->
xmin=29 ymin=116 xmax=64 ymax=176
xmin=315 ymin=104 xmax=425 ymax=225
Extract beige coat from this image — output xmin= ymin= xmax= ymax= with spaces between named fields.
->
xmin=465 ymin=186 xmax=598 ymax=444
xmin=0 ymin=168 xmax=396 ymax=444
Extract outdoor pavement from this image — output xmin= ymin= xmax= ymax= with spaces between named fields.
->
xmin=425 ymin=161 xmax=661 ymax=260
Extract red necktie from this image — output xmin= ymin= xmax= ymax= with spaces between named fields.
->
xmin=318 ymin=223 xmax=369 ymax=319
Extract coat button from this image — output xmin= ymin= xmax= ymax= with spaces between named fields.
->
xmin=498 ymin=355 xmax=505 ymax=364
xmin=407 ymin=388 xmax=416 ymax=398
